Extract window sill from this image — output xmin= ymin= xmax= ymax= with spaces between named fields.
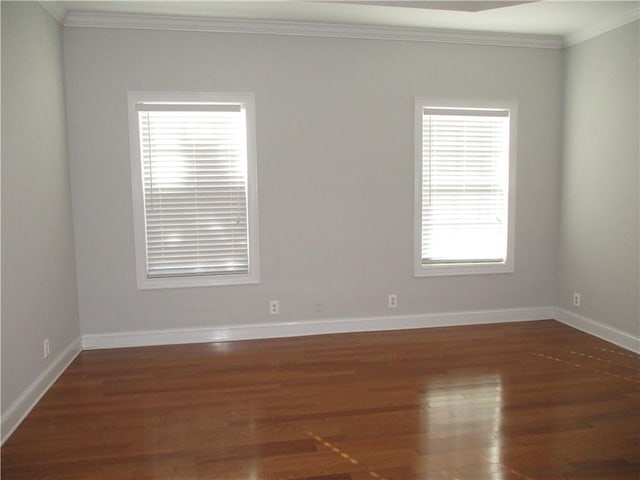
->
xmin=136 ymin=272 xmax=260 ymax=290
xmin=414 ymin=262 xmax=514 ymax=277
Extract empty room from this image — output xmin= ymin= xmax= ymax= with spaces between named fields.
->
xmin=1 ymin=1 xmax=639 ymax=479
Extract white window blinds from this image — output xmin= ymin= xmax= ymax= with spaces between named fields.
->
xmin=136 ymin=101 xmax=250 ymax=279
xmin=421 ymin=107 xmax=510 ymax=266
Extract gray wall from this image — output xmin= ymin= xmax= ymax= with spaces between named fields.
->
xmin=63 ymin=27 xmax=563 ymax=335
xmin=1 ymin=2 xmax=80 ymax=410
xmin=558 ymin=21 xmax=640 ymax=336
xmin=1 ymin=5 xmax=636 ymax=444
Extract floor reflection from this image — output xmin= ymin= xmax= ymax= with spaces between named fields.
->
xmin=420 ymin=373 xmax=503 ymax=479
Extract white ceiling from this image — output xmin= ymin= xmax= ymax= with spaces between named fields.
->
xmin=45 ymin=1 xmax=639 ymax=41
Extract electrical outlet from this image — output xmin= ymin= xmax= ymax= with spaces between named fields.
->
xmin=314 ymin=301 xmax=321 ymax=313
xmin=43 ymin=339 xmax=50 ymax=359
xmin=573 ymin=293 xmax=581 ymax=308
xmin=269 ymin=300 xmax=280 ymax=315
xmin=388 ymin=294 xmax=398 ymax=308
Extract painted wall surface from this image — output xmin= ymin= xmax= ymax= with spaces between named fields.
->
xmin=63 ymin=27 xmax=563 ymax=336
xmin=559 ymin=21 xmax=640 ymax=336
xmin=1 ymin=2 xmax=80 ymax=411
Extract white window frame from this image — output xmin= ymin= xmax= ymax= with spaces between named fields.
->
xmin=128 ymin=92 xmax=260 ymax=289
xmin=414 ymin=97 xmax=517 ymax=277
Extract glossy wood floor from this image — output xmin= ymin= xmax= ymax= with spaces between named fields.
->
xmin=2 ymin=320 xmax=639 ymax=479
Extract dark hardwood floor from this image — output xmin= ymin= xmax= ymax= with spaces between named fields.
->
xmin=2 ymin=320 xmax=639 ymax=479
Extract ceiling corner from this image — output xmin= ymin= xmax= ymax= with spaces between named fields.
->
xmin=39 ymin=1 xmax=67 ymax=24
xmin=564 ymin=3 xmax=640 ymax=47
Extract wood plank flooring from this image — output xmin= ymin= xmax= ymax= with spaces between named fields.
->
xmin=2 ymin=320 xmax=639 ymax=479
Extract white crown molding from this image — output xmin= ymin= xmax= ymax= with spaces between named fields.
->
xmin=63 ymin=12 xmax=564 ymax=49
xmin=554 ymin=307 xmax=640 ymax=354
xmin=38 ymin=1 xmax=66 ymax=24
xmin=1 ymin=337 xmax=82 ymax=445
xmin=565 ymin=4 xmax=640 ymax=46
xmin=81 ymin=306 xmax=555 ymax=350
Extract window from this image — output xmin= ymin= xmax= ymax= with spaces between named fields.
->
xmin=128 ymin=92 xmax=259 ymax=289
xmin=414 ymin=98 xmax=516 ymax=276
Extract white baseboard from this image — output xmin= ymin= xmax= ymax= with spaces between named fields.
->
xmin=554 ymin=307 xmax=640 ymax=354
xmin=82 ymin=306 xmax=555 ymax=350
xmin=1 ymin=337 xmax=82 ymax=445
xmin=3 ymin=306 xmax=635 ymax=446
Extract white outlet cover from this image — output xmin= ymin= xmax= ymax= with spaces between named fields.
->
xmin=269 ymin=300 xmax=279 ymax=315
xmin=389 ymin=294 xmax=398 ymax=307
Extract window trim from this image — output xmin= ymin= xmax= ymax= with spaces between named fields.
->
xmin=128 ymin=91 xmax=260 ymax=289
xmin=414 ymin=97 xmax=517 ymax=277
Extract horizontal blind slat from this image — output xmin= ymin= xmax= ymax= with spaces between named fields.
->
xmin=139 ymin=105 xmax=250 ymax=278
xmin=422 ymin=108 xmax=509 ymax=265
